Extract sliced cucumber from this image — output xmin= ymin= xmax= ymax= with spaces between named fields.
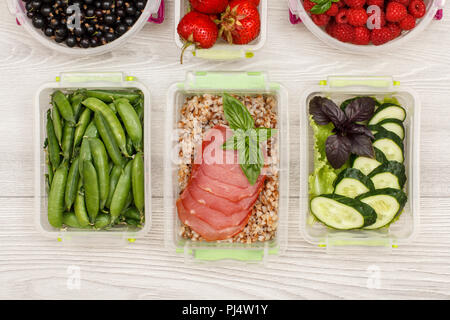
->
xmin=310 ymin=194 xmax=377 ymax=230
xmin=369 ymin=161 xmax=406 ymax=190
xmin=369 ymin=118 xmax=405 ymax=140
xmin=357 ymin=188 xmax=407 ymax=229
xmin=373 ymin=131 xmax=404 ymax=163
xmin=333 ymin=168 xmax=374 ymax=198
xmin=369 ymin=103 xmax=406 ymax=125
xmin=351 ymin=147 xmax=387 ymax=176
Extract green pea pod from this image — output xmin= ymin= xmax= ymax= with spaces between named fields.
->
xmin=83 ymin=160 xmax=99 ymax=223
xmin=105 ymin=165 xmax=122 ymax=209
xmin=94 ymin=213 xmax=111 ymax=229
xmin=122 ymin=207 xmax=141 ymax=221
xmin=85 ymin=90 xmax=141 ymax=104
xmin=46 ymin=110 xmax=61 ymax=170
xmin=94 ymin=113 xmax=125 ymax=167
xmin=48 ymin=161 xmax=69 ymax=228
xmin=110 ymin=160 xmax=133 ymax=222
xmin=63 ymin=212 xmax=85 ymax=228
xmin=125 ymin=218 xmax=140 ymax=227
xmin=108 ymin=102 xmax=117 ymax=113
xmin=52 ymin=90 xmax=75 ymax=125
xmin=82 ymin=97 xmax=128 ymax=157
xmin=47 ymin=160 xmax=53 ymax=186
xmin=64 ymin=156 xmax=80 ymax=211
xmin=89 ymin=138 xmax=110 ymax=209
xmin=52 ymin=102 xmax=63 ymax=145
xmin=84 ymin=119 xmax=99 ymax=138
xmin=131 ymin=152 xmax=145 ymax=214
xmin=126 ymin=135 xmax=135 ymax=156
xmin=71 ymin=92 xmax=85 ymax=120
xmin=61 ymin=123 xmax=75 ymax=160
xmin=74 ymin=180 xmax=91 ymax=227
xmin=116 ymin=98 xmax=143 ymax=151
xmin=73 ymin=108 xmax=92 ymax=151
xmin=78 ymin=121 xmax=98 ymax=176
xmin=133 ymin=98 xmax=144 ymax=123
xmin=124 ymin=191 xmax=133 ymax=211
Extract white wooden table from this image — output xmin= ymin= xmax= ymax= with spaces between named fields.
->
xmin=1 ymin=0 xmax=449 ymax=300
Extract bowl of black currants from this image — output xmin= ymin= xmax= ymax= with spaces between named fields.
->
xmin=7 ymin=0 xmax=163 ymax=55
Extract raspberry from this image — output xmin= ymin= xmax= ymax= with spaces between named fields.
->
xmin=367 ymin=8 xmax=386 ymax=28
xmin=334 ymin=23 xmax=355 ymax=42
xmin=311 ymin=13 xmax=331 ymax=26
xmin=408 ymin=0 xmax=426 ymax=18
xmin=352 ymin=26 xmax=371 ymax=44
xmin=326 ymin=3 xmax=339 ymax=16
xmin=336 ymin=0 xmax=345 ymax=8
xmin=347 ymin=8 xmax=368 ymax=26
xmin=343 ymin=0 xmax=366 ymax=8
xmin=326 ymin=21 xmax=338 ymax=37
xmin=367 ymin=0 xmax=384 ymax=8
xmin=399 ymin=14 xmax=416 ymax=29
xmin=387 ymin=22 xmax=402 ymax=39
xmin=386 ymin=2 xmax=407 ymax=22
xmin=303 ymin=0 xmax=316 ymax=12
xmin=392 ymin=0 xmax=410 ymax=6
xmin=371 ymin=26 xmax=392 ymax=45
xmin=336 ymin=8 xmax=349 ymax=23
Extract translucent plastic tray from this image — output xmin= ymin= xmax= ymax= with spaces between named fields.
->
xmin=299 ymin=76 xmax=420 ymax=252
xmin=7 ymin=0 xmax=164 ymax=56
xmin=164 ymin=72 xmax=289 ymax=263
xmin=174 ymin=0 xmax=268 ymax=60
xmin=288 ymin=0 xmax=446 ymax=53
xmin=34 ymin=72 xmax=152 ymax=245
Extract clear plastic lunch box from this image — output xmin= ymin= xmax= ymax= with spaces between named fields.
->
xmin=174 ymin=0 xmax=268 ymax=61
xmin=288 ymin=0 xmax=446 ymax=53
xmin=300 ymin=76 xmax=420 ymax=252
xmin=7 ymin=0 xmax=165 ymax=56
xmin=34 ymin=72 xmax=152 ymax=245
xmin=164 ymin=72 xmax=289 ymax=263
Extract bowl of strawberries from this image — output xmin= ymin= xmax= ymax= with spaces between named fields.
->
xmin=288 ymin=0 xmax=445 ymax=52
xmin=175 ymin=0 xmax=267 ymax=62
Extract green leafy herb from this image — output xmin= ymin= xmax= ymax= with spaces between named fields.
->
xmin=309 ymin=0 xmax=340 ymax=15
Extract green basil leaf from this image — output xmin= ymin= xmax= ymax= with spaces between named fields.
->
xmin=311 ymin=1 xmax=331 ymax=14
xmin=311 ymin=0 xmax=330 ymax=4
xmin=222 ymin=93 xmax=255 ymax=131
xmin=222 ymin=130 xmax=246 ymax=150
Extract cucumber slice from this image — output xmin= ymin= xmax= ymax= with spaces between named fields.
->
xmin=369 ymin=103 xmax=406 ymax=125
xmin=333 ymin=168 xmax=374 ymax=198
xmin=357 ymin=188 xmax=407 ymax=229
xmin=369 ymin=161 xmax=406 ymax=190
xmin=310 ymin=194 xmax=377 ymax=230
xmin=373 ymin=131 xmax=404 ymax=163
xmin=369 ymin=119 xmax=405 ymax=140
xmin=351 ymin=147 xmax=387 ymax=176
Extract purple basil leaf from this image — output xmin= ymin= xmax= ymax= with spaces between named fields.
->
xmin=325 ymin=134 xmax=352 ymax=169
xmin=344 ymin=97 xmax=376 ymax=123
xmin=348 ymin=134 xmax=374 ymax=158
xmin=321 ymin=98 xmax=347 ymax=127
xmin=346 ymin=123 xmax=375 ymax=139
xmin=309 ymin=96 xmax=331 ymax=125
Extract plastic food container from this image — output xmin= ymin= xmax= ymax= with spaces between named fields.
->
xmin=300 ymin=76 xmax=420 ymax=252
xmin=174 ymin=0 xmax=268 ymax=60
xmin=34 ymin=72 xmax=151 ymax=245
xmin=287 ymin=0 xmax=446 ymax=53
xmin=164 ymin=72 xmax=289 ymax=263
xmin=7 ymin=0 xmax=164 ymax=56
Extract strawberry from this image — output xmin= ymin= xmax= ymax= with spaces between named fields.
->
xmin=343 ymin=0 xmax=366 ymax=8
xmin=326 ymin=3 xmax=339 ymax=16
xmin=334 ymin=23 xmax=354 ymax=42
xmin=336 ymin=8 xmax=349 ymax=23
xmin=177 ymin=11 xmax=219 ymax=63
xmin=387 ymin=22 xmax=402 ymax=39
xmin=352 ymin=26 xmax=370 ymax=44
xmin=399 ymin=14 xmax=416 ymax=29
xmin=367 ymin=0 xmax=384 ymax=8
xmin=408 ymin=0 xmax=426 ymax=18
xmin=248 ymin=0 xmax=260 ymax=5
xmin=392 ymin=0 xmax=410 ymax=6
xmin=371 ymin=26 xmax=391 ymax=45
xmin=347 ymin=8 xmax=368 ymax=26
xmin=386 ymin=2 xmax=407 ymax=22
xmin=189 ymin=0 xmax=229 ymax=14
xmin=220 ymin=0 xmax=261 ymax=45
xmin=312 ymin=13 xmax=331 ymax=26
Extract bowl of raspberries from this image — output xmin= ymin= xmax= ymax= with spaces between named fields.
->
xmin=288 ymin=0 xmax=445 ymax=51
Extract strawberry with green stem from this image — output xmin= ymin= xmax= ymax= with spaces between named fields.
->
xmin=220 ymin=0 xmax=261 ymax=45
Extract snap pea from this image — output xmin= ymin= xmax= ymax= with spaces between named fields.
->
xmin=46 ymin=110 xmax=61 ymax=170
xmin=48 ymin=161 xmax=69 ymax=228
xmin=73 ymin=108 xmax=92 ymax=151
xmin=94 ymin=113 xmax=125 ymax=168
xmin=106 ymin=164 xmax=122 ymax=209
xmin=61 ymin=123 xmax=75 ymax=160
xmin=125 ymin=218 xmax=140 ymax=227
xmin=94 ymin=213 xmax=111 ymax=229
xmin=83 ymin=160 xmax=99 ymax=223
xmin=47 ymin=160 xmax=53 ymax=185
xmin=71 ymin=92 xmax=85 ymax=120
xmin=52 ymin=102 xmax=63 ymax=145
xmin=64 ymin=156 xmax=80 ymax=211
xmin=116 ymin=98 xmax=143 ymax=151
xmin=124 ymin=191 xmax=133 ymax=211
xmin=122 ymin=207 xmax=141 ymax=221
xmin=74 ymin=180 xmax=91 ymax=227
xmin=110 ymin=160 xmax=133 ymax=222
xmin=52 ymin=90 xmax=75 ymax=125
xmin=63 ymin=212 xmax=85 ymax=228
xmin=78 ymin=120 xmax=98 ymax=176
xmin=85 ymin=90 xmax=141 ymax=104
xmin=82 ymin=97 xmax=128 ymax=157
xmin=126 ymin=135 xmax=135 ymax=156
xmin=84 ymin=119 xmax=99 ymax=138
xmin=131 ymin=152 xmax=144 ymax=214
xmin=133 ymin=98 xmax=144 ymax=123
xmin=108 ymin=102 xmax=117 ymax=113
xmin=89 ymin=138 xmax=110 ymax=209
